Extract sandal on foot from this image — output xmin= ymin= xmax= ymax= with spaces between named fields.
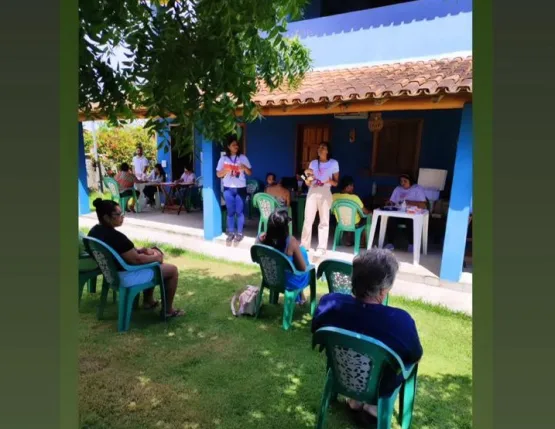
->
xmin=143 ymin=300 xmax=159 ymax=310
xmin=165 ymin=309 xmax=185 ymax=318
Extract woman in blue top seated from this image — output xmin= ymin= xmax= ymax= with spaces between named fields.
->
xmin=257 ymin=210 xmax=309 ymax=304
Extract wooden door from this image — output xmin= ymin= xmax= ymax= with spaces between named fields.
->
xmin=297 ymin=124 xmax=331 ymax=171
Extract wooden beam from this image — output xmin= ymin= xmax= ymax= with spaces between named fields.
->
xmin=79 ymin=94 xmax=472 ymax=121
xmin=257 ymin=94 xmax=470 ymax=116
xmin=282 ymin=104 xmax=300 ymax=112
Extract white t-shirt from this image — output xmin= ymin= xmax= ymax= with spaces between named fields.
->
xmin=390 ymin=185 xmax=427 ymax=204
xmin=132 ymin=156 xmax=149 ymax=178
xmin=180 ymin=171 xmax=196 ymax=184
xmin=216 ymin=154 xmax=251 ymax=188
xmin=308 ymin=159 xmax=340 ymax=188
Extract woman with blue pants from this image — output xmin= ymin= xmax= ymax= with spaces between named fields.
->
xmin=216 ymin=136 xmax=252 ymax=243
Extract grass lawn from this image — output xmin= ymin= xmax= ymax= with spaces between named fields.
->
xmin=79 ymin=238 xmax=472 ymax=429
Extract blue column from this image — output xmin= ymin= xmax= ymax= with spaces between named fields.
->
xmin=78 ymin=122 xmax=90 ymax=215
xmin=201 ymin=135 xmax=222 ymax=240
xmin=156 ymin=122 xmax=172 ymax=181
xmin=440 ymin=103 xmax=473 ymax=282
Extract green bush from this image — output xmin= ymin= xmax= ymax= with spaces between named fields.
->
xmin=84 ymin=124 xmax=157 ymax=173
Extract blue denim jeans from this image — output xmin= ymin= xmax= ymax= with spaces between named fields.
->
xmin=223 ymin=187 xmax=247 ymax=233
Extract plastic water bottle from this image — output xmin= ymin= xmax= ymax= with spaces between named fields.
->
xmin=401 ymin=200 xmax=407 ymax=212
xmin=372 ymin=181 xmax=377 ymax=197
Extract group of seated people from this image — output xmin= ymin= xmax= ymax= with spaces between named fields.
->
xmin=262 ymin=171 xmax=428 ymax=251
xmin=86 ymin=197 xmax=423 ymax=424
xmin=114 ymin=161 xmax=198 ymax=212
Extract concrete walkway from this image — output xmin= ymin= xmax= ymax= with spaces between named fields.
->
xmin=79 ymin=216 xmax=472 ymax=316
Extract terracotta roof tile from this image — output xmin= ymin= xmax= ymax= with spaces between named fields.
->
xmin=254 ymin=56 xmax=472 ymax=107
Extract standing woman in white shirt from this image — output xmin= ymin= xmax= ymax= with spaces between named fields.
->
xmin=216 ymin=136 xmax=252 ymax=243
xmin=301 ymin=142 xmax=339 ymax=257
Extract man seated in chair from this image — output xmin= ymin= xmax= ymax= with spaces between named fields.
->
xmin=311 ymin=249 xmax=423 ymax=422
xmin=88 ymin=198 xmax=185 ymax=319
xmin=332 ymin=176 xmax=371 ymax=247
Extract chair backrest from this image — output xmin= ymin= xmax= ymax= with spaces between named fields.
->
xmin=331 ymin=199 xmax=363 ymax=229
xmin=103 ymin=177 xmax=121 ymax=200
xmin=250 ymin=244 xmax=297 ymax=291
xmin=313 ymin=327 xmax=408 ymax=404
xmin=317 ymin=259 xmax=353 ymax=295
xmin=253 ymin=193 xmax=280 ymax=221
xmin=82 ymin=236 xmax=127 ymax=288
xmin=79 ymin=231 xmax=90 ymax=257
xmin=246 ymin=179 xmax=260 ymax=195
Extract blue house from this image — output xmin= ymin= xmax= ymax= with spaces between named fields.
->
xmin=78 ymin=0 xmax=473 ymax=283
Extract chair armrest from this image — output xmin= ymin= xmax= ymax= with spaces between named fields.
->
xmin=124 ymin=261 xmax=161 ymax=272
xmin=401 ymin=362 xmax=418 ymax=380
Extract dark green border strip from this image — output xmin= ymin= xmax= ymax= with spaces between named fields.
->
xmin=0 ymin=1 xmax=66 ymax=428
xmin=473 ymin=0 xmax=493 ymax=427
xmin=492 ymin=2 xmax=555 ymax=428
xmin=61 ymin=0 xmax=79 ymax=427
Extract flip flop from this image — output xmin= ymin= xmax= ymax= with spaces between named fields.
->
xmin=165 ymin=309 xmax=185 ymax=318
xmin=143 ymin=300 xmax=159 ymax=310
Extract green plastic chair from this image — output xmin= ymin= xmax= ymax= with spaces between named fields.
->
xmin=103 ymin=176 xmax=141 ymax=213
xmin=316 ymin=259 xmax=389 ymax=305
xmin=250 ymin=244 xmax=317 ymax=330
xmin=313 ymin=327 xmax=418 ymax=429
xmin=246 ymin=179 xmax=260 ymax=219
xmin=252 ymin=193 xmax=293 ymax=236
xmin=78 ymin=232 xmax=102 ymax=305
xmin=331 ymin=199 xmax=371 ymax=255
xmin=83 ymin=236 xmax=167 ymax=332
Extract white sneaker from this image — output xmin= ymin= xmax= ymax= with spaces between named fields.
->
xmin=314 ymin=248 xmax=326 ymax=258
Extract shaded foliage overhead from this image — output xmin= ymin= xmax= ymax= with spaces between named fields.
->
xmin=79 ymin=0 xmax=312 ymax=155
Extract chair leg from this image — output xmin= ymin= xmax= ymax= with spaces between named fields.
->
xmin=398 ymin=371 xmax=417 ymax=428
xmin=78 ymin=277 xmax=87 ymax=306
xmin=254 ymin=285 xmax=265 ymax=318
xmin=88 ymin=275 xmax=98 ymax=293
xmin=97 ymin=282 xmax=111 ymax=320
xmin=332 ymin=228 xmax=341 ymax=251
xmin=122 ymin=289 xmax=141 ymax=332
xmin=309 ymin=270 xmax=317 ymax=316
xmin=354 ymin=229 xmax=362 ymax=255
xmin=316 ymin=369 xmax=334 ymax=429
xmin=377 ymin=394 xmax=396 ymax=429
xmin=117 ymin=288 xmax=128 ymax=332
xmin=283 ymin=290 xmax=297 ymax=330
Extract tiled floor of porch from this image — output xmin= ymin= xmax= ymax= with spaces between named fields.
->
xmin=81 ymin=205 xmax=472 ymax=291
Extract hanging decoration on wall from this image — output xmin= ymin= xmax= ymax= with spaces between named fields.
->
xmin=349 ymin=128 xmax=356 ymax=143
xmin=368 ymin=112 xmax=384 ymax=132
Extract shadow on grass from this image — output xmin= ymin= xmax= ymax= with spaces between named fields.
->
xmin=79 ymin=267 xmax=320 ymax=334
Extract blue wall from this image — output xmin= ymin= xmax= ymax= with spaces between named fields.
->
xmin=243 ymin=108 xmax=462 ymax=197
xmin=287 ymin=0 xmax=472 ymax=68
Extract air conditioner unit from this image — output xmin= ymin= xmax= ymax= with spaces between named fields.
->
xmin=334 ymin=112 xmax=369 ymax=120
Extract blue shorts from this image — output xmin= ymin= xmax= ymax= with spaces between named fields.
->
xmin=118 ymin=268 xmax=155 ymax=288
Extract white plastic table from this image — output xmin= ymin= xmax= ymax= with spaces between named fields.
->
xmin=135 ymin=182 xmax=162 ymax=210
xmin=367 ymin=209 xmax=429 ymax=265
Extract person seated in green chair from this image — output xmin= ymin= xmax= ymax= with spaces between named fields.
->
xmin=332 ymin=176 xmax=371 ymax=247
xmin=88 ymin=198 xmax=185 ymax=318
xmin=311 ymin=249 xmax=423 ymax=422
xmin=115 ymin=162 xmax=145 ymax=213
xmin=256 ymin=210 xmax=308 ymax=304
xmin=265 ymin=173 xmax=291 ymax=207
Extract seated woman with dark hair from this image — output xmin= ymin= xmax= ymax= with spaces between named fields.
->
xmin=115 ymin=162 xmax=145 ymax=212
xmin=265 ymin=173 xmax=291 ymax=207
xmin=88 ymin=198 xmax=185 ymax=318
xmin=257 ymin=210 xmax=309 ymax=304
xmin=143 ymin=163 xmax=167 ymax=206
xmin=312 ymin=248 xmax=423 ymax=423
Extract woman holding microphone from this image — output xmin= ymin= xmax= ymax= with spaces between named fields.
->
xmin=300 ymin=142 xmax=339 ymax=257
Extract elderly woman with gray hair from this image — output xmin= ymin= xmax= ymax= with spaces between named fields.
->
xmin=311 ymin=248 xmax=423 ymax=423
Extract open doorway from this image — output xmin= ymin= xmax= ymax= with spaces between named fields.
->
xmin=170 ymin=126 xmax=195 ymax=179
